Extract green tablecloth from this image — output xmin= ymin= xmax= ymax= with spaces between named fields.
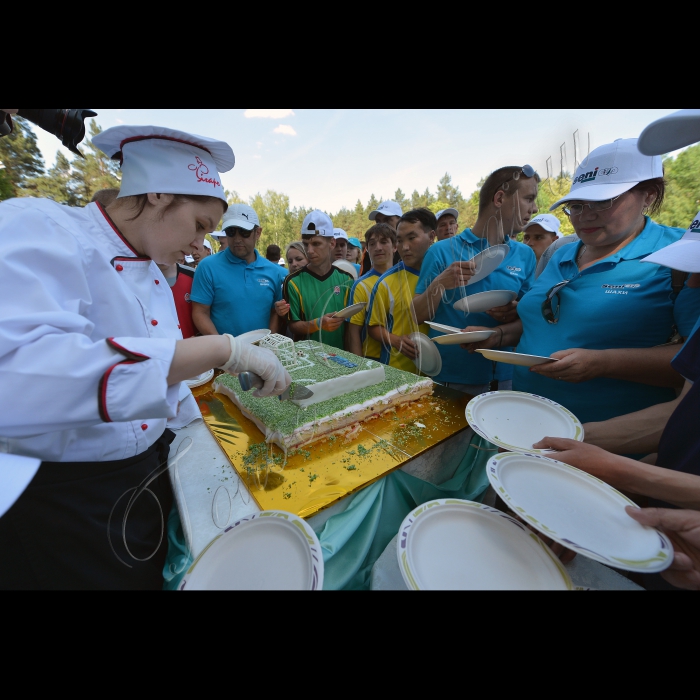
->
xmin=164 ymin=434 xmax=495 ymax=590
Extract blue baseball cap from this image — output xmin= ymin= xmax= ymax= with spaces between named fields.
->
xmin=347 ymin=237 xmax=362 ymax=248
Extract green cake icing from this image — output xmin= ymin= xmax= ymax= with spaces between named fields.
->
xmin=214 ymin=340 xmax=432 ymax=440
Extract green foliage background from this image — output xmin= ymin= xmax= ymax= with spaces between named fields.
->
xmin=2 ymin=117 xmax=699 ymax=254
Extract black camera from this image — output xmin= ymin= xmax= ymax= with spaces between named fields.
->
xmin=16 ymin=109 xmax=97 ymax=156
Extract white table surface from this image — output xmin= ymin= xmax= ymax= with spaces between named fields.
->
xmin=168 ymin=420 xmax=476 ymax=560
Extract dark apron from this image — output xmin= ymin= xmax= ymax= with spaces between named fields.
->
xmin=0 ymin=430 xmax=175 ymax=590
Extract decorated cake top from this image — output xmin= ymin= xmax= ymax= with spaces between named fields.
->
xmin=215 ymin=340 xmax=432 ymax=437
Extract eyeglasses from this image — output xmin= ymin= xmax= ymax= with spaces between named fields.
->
xmin=495 ymin=164 xmax=539 ymax=194
xmin=541 ymin=279 xmax=573 ymax=324
xmin=225 ymin=227 xmax=254 ymax=238
xmin=563 ymin=196 xmax=621 ymax=218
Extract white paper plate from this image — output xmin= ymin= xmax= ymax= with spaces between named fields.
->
xmin=180 ymin=511 xmax=324 ymax=590
xmin=426 ymin=321 xmax=461 ymax=334
xmin=410 ymin=332 xmax=442 ymax=376
xmin=236 ymin=329 xmax=271 ymax=345
xmin=433 ymin=330 xmax=495 ymax=346
xmin=332 ymin=302 xmax=366 ymax=319
xmin=475 ymin=348 xmax=558 ymax=367
xmin=185 ymin=368 xmax=214 ymax=388
xmin=488 ymin=452 xmax=673 ymax=573
xmin=332 ymin=259 xmax=359 ymax=280
xmin=464 ymin=245 xmax=509 ymax=286
xmin=397 ymin=499 xmax=572 ymax=590
xmin=453 ymin=289 xmax=517 ymax=314
xmin=466 ymin=390 xmax=583 ymax=454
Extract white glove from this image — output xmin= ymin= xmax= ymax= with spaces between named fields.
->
xmin=219 ymin=334 xmax=291 ymax=398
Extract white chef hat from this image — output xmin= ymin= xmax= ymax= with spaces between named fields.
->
xmin=92 ymin=125 xmax=235 ymax=204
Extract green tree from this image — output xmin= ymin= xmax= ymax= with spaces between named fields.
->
xmin=225 ymin=189 xmax=244 ymax=206
xmin=0 ymin=116 xmax=44 ymax=196
xmin=436 ymin=173 xmax=463 ymax=206
xmin=393 ymin=187 xmax=409 ymax=211
xmin=0 ymin=166 xmax=13 ymax=200
xmin=23 ymin=151 xmax=79 ymax=205
xmin=70 ymin=120 xmax=121 ymax=204
xmin=655 ymin=144 xmax=700 ymax=228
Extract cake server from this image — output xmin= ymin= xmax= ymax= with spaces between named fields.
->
xmin=238 ymin=372 xmax=314 ymax=401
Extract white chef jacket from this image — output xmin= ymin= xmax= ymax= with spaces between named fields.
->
xmin=0 ymin=198 xmax=199 ymax=462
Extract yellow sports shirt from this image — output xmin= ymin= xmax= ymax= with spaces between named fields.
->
xmin=348 ymin=269 xmax=382 ymax=359
xmin=368 ymin=262 xmax=428 ymax=374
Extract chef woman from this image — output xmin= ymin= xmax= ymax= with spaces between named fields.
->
xmin=0 ymin=125 xmax=290 ymax=589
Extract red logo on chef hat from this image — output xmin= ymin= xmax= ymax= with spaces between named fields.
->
xmin=188 ymin=156 xmax=221 ymax=188
xmin=334 ymin=285 xmax=340 ymax=295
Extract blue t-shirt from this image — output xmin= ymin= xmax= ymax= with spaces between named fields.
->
xmin=513 ymin=218 xmax=700 ymax=423
xmin=415 ymin=229 xmax=536 ymax=384
xmin=190 ymin=248 xmax=285 ymax=336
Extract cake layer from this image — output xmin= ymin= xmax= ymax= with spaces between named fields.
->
xmin=213 ymin=340 xmax=433 ymax=451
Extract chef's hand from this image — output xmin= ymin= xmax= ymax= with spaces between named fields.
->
xmin=275 ymin=300 xmax=290 ymax=318
xmin=459 ymin=325 xmax=503 ymax=352
xmin=529 ymin=348 xmax=604 ymax=383
xmin=626 ymin=507 xmax=700 ymax=590
xmin=486 ymin=300 xmax=519 ymax=324
xmin=220 ymin=334 xmax=291 ymax=397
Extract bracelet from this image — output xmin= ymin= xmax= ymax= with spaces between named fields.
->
xmin=496 ymin=327 xmax=504 ymax=348
xmin=218 ymin=333 xmax=238 ymax=371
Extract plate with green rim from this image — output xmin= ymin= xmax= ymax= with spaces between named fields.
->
xmin=487 ymin=452 xmax=673 ymax=573
xmin=397 ymin=498 xmax=573 ymax=590
xmin=465 ymin=390 xmax=583 ymax=454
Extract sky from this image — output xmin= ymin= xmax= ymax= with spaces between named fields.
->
xmin=34 ymin=109 xmax=681 ymax=213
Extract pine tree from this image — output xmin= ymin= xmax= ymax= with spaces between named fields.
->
xmin=394 ymin=187 xmax=409 ymax=211
xmin=436 ymin=173 xmax=463 ymax=206
xmin=0 ymin=165 xmax=13 ymax=200
xmin=0 ymin=116 xmax=45 ymax=195
xmin=70 ymin=120 xmax=121 ymax=204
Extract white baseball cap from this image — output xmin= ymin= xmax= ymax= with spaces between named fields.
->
xmin=202 ymin=239 xmax=212 ymax=250
xmin=436 ymin=208 xmax=459 ymax=221
xmin=333 ymin=228 xmax=349 ymax=240
xmin=550 ymin=138 xmax=663 ymax=210
xmin=301 ymin=210 xmax=334 ymax=237
xmin=368 ymin=200 xmax=402 ymax=220
xmin=221 ymin=203 xmax=260 ymax=231
xmin=641 ymin=212 xmax=700 ymax=273
xmin=93 ymin=125 xmax=234 ymax=204
xmin=638 ymin=110 xmax=700 ymax=156
xmin=523 ymin=214 xmax=561 ymax=236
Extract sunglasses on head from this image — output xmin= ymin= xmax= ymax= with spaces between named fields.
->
xmin=225 ymin=226 xmax=254 ymax=239
xmin=495 ymin=164 xmax=539 ymax=194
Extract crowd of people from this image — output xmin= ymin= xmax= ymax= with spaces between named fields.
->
xmin=1 ymin=108 xmax=700 ymax=590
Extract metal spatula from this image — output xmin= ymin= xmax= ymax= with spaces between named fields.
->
xmin=238 ymin=371 xmax=314 ymax=401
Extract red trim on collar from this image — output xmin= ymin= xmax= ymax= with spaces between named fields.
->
xmin=106 ymin=338 xmax=151 ymax=362
xmin=114 ymin=135 xmax=213 ymax=164
xmin=96 ymin=201 xmax=149 ymax=258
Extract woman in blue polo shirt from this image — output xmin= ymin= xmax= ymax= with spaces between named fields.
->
xmin=414 ymin=165 xmax=539 ymax=394
xmin=479 ymin=139 xmax=700 ymax=424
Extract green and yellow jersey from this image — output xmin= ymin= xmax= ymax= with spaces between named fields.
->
xmin=348 ymin=268 xmax=382 ymax=360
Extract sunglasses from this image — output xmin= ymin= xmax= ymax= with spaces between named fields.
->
xmin=541 ymin=279 xmax=573 ymax=324
xmin=225 ymin=226 xmax=254 ymax=239
xmin=495 ymin=164 xmax=539 ymax=195
xmin=563 ymin=195 xmax=621 ymax=218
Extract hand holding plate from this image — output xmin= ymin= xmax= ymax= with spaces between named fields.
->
xmin=274 ymin=300 xmax=290 ymax=318
xmin=529 ymin=348 xmax=604 ymax=383
xmin=393 ymin=334 xmax=419 ymax=360
xmin=319 ymin=313 xmax=345 ymax=332
xmin=435 ymin=260 xmax=476 ymax=290
xmin=459 ymin=325 xmax=502 ymax=352
xmin=626 ymin=507 xmax=700 ymax=590
xmin=485 ymin=299 xmax=519 ymax=323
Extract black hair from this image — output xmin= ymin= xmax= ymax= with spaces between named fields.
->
xmin=398 ymin=207 xmax=437 ymax=234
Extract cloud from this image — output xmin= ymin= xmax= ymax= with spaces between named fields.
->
xmin=244 ymin=109 xmax=295 ymax=119
xmin=273 ymin=124 xmax=297 ymax=136
xmin=256 ymin=141 xmax=263 ymax=148
xmin=115 ymin=118 xmax=124 ymax=124
xmin=253 ymin=155 xmax=261 ymax=159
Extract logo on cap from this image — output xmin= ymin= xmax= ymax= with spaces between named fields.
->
xmin=573 ymin=166 xmax=619 ymax=185
xmin=690 ymin=219 xmax=700 ymax=232
xmin=188 ymin=156 xmax=221 ymax=188
xmin=334 ymin=286 xmax=340 ymax=295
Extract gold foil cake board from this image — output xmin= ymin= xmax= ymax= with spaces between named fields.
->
xmin=192 ymin=373 xmax=470 ymax=519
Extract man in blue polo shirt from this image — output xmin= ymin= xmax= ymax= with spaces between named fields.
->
xmin=191 ymin=203 xmax=287 ymax=337
xmin=413 ymin=165 xmax=538 ymax=393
